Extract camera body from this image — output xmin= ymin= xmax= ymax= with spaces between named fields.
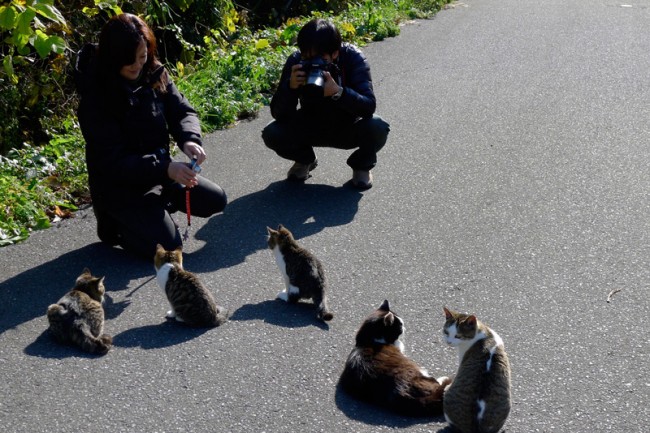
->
xmin=189 ymin=158 xmax=202 ymax=174
xmin=300 ymin=56 xmax=336 ymax=99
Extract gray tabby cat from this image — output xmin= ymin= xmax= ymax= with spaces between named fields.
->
xmin=46 ymin=268 xmax=112 ymax=355
xmin=266 ymin=224 xmax=333 ymax=321
xmin=339 ymin=300 xmax=451 ymax=416
xmin=154 ymin=244 xmax=228 ymax=327
xmin=442 ymin=307 xmax=511 ymax=433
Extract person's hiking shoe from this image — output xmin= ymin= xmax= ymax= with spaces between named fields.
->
xmin=352 ymin=169 xmax=373 ymax=190
xmin=287 ymin=160 xmax=318 ymax=181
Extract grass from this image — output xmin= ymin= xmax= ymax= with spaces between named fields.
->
xmin=0 ymin=0 xmax=452 ymax=247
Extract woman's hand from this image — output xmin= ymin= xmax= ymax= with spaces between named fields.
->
xmin=167 ymin=161 xmax=199 ymax=188
xmin=182 ymin=141 xmax=206 ymax=165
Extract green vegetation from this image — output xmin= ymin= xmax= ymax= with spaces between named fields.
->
xmin=0 ymin=0 xmax=451 ymax=246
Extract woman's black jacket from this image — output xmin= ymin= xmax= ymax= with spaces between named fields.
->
xmin=74 ymin=44 xmax=202 ymax=211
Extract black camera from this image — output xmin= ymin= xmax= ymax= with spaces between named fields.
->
xmin=300 ymin=56 xmax=335 ymax=99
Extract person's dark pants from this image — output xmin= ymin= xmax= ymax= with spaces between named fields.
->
xmin=261 ymin=112 xmax=390 ymax=171
xmin=94 ymin=176 xmax=227 ymax=259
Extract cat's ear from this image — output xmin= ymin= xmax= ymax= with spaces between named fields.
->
xmin=173 ymin=247 xmax=183 ymax=265
xmin=465 ymin=315 xmax=477 ymax=327
xmin=384 ymin=312 xmax=395 ymax=326
xmin=379 ymin=299 xmax=390 ymax=311
xmin=278 ymin=224 xmax=285 ymax=230
xmin=443 ymin=307 xmax=453 ymax=320
xmin=155 ymin=244 xmax=164 ymax=253
xmin=267 ymin=226 xmax=276 ymax=235
xmin=82 ymin=267 xmax=91 ymax=275
xmin=98 ymin=276 xmax=105 ymax=285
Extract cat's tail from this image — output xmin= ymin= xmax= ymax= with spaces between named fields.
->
xmin=73 ymin=325 xmax=112 ymax=355
xmin=46 ymin=304 xmax=68 ymax=342
xmin=47 ymin=303 xmax=66 ymax=319
xmin=395 ymin=376 xmax=451 ymax=417
xmin=317 ymin=299 xmax=334 ymax=322
xmin=210 ymin=305 xmax=230 ymax=327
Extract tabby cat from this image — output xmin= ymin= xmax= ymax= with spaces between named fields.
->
xmin=154 ymin=244 xmax=228 ymax=327
xmin=46 ymin=268 xmax=112 ymax=355
xmin=266 ymin=224 xmax=333 ymax=321
xmin=339 ymin=300 xmax=452 ymax=416
xmin=442 ymin=307 xmax=511 ymax=433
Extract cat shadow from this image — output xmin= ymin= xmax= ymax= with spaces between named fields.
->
xmin=0 ymin=242 xmax=151 ymax=337
xmin=334 ymin=383 xmax=446 ymax=428
xmin=230 ymin=299 xmax=329 ymax=330
xmin=24 ymin=329 xmax=109 ymax=359
xmin=112 ymin=320 xmax=213 ymax=349
xmin=188 ymin=180 xmax=363 ymax=272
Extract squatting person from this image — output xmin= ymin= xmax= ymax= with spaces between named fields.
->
xmin=262 ymin=18 xmax=390 ymax=190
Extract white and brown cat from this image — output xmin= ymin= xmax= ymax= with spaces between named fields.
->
xmin=339 ymin=300 xmax=451 ymax=416
xmin=154 ymin=244 xmax=228 ymax=327
xmin=267 ymin=224 xmax=333 ymax=321
xmin=442 ymin=307 xmax=511 ymax=433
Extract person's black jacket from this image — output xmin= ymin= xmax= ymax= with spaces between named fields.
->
xmin=270 ymin=43 xmax=376 ymax=123
xmin=74 ymin=43 xmax=202 ymax=210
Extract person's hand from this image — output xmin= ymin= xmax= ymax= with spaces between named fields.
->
xmin=182 ymin=141 xmax=206 ymax=165
xmin=289 ymin=63 xmax=306 ymax=89
xmin=167 ymin=161 xmax=199 ymax=188
xmin=322 ymin=71 xmax=340 ymax=97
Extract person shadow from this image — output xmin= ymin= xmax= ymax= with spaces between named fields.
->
xmin=187 ymin=180 xmax=363 ymax=271
xmin=0 ymin=242 xmax=150 ymax=339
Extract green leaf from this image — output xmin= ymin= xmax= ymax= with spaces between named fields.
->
xmin=255 ymin=39 xmax=270 ymax=50
xmin=2 ymin=54 xmax=14 ymax=77
xmin=81 ymin=7 xmax=99 ymax=17
xmin=34 ymin=214 xmax=51 ymax=229
xmin=16 ymin=8 xmax=36 ymax=35
xmin=33 ymin=30 xmax=66 ymax=58
xmin=33 ymin=29 xmax=50 ymax=58
xmin=47 ymin=35 xmax=66 ymax=54
xmin=0 ymin=6 xmax=17 ymax=30
xmin=32 ymin=3 xmax=66 ymax=25
xmin=55 ymin=202 xmax=78 ymax=211
xmin=11 ymin=29 xmax=32 ymax=49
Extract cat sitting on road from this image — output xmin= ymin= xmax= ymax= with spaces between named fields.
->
xmin=339 ymin=300 xmax=451 ymax=416
xmin=442 ymin=307 xmax=511 ymax=433
xmin=267 ymin=224 xmax=333 ymax=321
xmin=46 ymin=268 xmax=112 ymax=355
xmin=154 ymin=244 xmax=228 ymax=327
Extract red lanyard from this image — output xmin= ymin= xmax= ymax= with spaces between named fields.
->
xmin=182 ymin=187 xmax=191 ymax=241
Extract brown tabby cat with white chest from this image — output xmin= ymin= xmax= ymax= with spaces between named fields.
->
xmin=46 ymin=268 xmax=112 ymax=355
xmin=154 ymin=244 xmax=228 ymax=327
xmin=442 ymin=307 xmax=511 ymax=433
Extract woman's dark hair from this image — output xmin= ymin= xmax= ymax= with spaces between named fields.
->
xmin=97 ymin=13 xmax=167 ymax=90
xmin=297 ymin=19 xmax=342 ymax=57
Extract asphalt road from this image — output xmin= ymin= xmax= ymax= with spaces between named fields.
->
xmin=1 ymin=1 xmax=649 ymax=432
